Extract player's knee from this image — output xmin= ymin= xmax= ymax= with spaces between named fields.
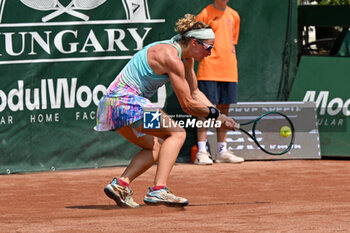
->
xmin=151 ymin=137 xmax=164 ymax=162
xmin=173 ymin=129 xmax=186 ymax=145
xmin=153 ymin=138 xmax=162 ymax=154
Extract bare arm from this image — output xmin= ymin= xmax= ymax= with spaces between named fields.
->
xmin=183 ymin=58 xmax=214 ymax=107
xmin=168 ymin=57 xmax=209 ymax=117
xmin=147 ymin=44 xmax=236 ymax=129
xmin=182 ymin=56 xmax=237 ymax=130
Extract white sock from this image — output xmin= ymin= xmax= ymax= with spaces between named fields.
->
xmin=197 ymin=141 xmax=207 ymax=152
xmin=218 ymin=142 xmax=227 ymax=153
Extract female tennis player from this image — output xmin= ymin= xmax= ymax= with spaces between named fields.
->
xmin=94 ymin=14 xmax=237 ymax=208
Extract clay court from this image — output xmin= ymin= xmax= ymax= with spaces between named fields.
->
xmin=1 ymin=159 xmax=349 ymax=233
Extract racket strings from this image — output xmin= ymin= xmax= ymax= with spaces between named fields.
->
xmin=21 ymin=0 xmax=57 ymax=9
xmin=252 ymin=113 xmax=294 ymax=155
xmin=73 ymin=0 xmax=106 ymax=9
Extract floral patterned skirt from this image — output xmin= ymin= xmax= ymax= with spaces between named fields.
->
xmin=94 ymin=90 xmax=158 ymax=132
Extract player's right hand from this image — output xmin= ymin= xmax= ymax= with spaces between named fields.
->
xmin=218 ymin=114 xmax=236 ymax=131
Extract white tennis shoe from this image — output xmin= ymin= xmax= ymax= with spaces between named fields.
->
xmin=104 ymin=178 xmax=139 ymax=208
xmin=215 ymin=151 xmax=244 ymax=163
xmin=194 ymin=151 xmax=213 ymax=165
xmin=144 ymin=187 xmax=189 ymax=207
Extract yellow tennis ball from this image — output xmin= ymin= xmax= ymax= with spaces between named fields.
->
xmin=280 ymin=126 xmax=292 ymax=137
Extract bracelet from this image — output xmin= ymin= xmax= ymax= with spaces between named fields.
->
xmin=206 ymin=106 xmax=220 ymax=119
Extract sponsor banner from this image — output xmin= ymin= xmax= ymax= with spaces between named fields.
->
xmin=207 ymin=102 xmax=321 ymax=160
xmin=0 ymin=0 xmax=298 ymax=173
xmin=289 ymin=56 xmax=350 ymax=157
xmin=0 ymin=0 xmax=170 ymax=174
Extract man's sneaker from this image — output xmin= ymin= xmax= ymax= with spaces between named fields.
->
xmin=144 ymin=187 xmax=189 ymax=207
xmin=104 ymin=178 xmax=139 ymax=208
xmin=194 ymin=151 xmax=213 ymax=165
xmin=215 ymin=151 xmax=244 ymax=163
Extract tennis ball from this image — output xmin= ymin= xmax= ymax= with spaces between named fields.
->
xmin=280 ymin=126 xmax=292 ymax=137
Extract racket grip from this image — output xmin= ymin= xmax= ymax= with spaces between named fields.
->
xmin=234 ymin=122 xmax=240 ymax=129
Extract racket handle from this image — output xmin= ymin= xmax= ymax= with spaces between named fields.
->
xmin=234 ymin=122 xmax=240 ymax=129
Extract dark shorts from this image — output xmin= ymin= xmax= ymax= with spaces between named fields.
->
xmin=198 ymin=81 xmax=238 ymax=105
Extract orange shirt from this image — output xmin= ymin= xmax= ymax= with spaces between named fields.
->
xmin=196 ymin=4 xmax=240 ymax=82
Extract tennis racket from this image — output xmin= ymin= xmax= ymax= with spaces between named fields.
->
xmin=233 ymin=111 xmax=295 ymax=155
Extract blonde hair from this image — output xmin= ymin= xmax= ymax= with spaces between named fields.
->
xmin=174 ymin=14 xmax=211 ymax=44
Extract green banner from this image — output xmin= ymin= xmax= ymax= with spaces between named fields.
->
xmin=289 ymin=56 xmax=350 ymax=157
xmin=0 ymin=0 xmax=297 ymax=174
